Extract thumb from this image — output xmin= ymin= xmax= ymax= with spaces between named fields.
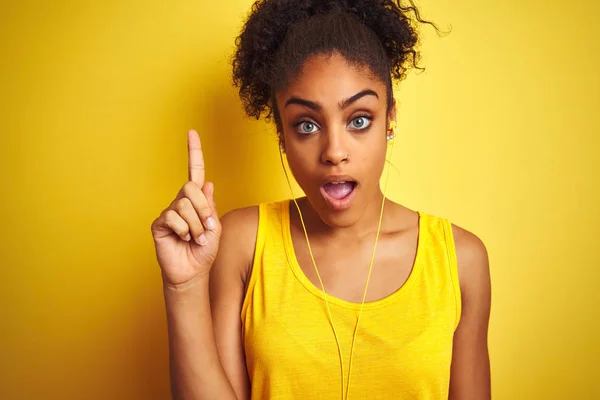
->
xmin=203 ymin=182 xmax=216 ymax=210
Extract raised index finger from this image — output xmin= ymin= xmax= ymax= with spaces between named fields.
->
xmin=187 ymin=129 xmax=205 ymax=186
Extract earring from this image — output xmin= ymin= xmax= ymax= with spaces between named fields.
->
xmin=387 ymin=121 xmax=397 ymax=141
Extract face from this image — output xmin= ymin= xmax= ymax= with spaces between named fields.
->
xmin=275 ymin=52 xmax=396 ymax=228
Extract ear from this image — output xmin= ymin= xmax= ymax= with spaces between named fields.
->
xmin=275 ymin=117 xmax=285 ymax=152
xmin=273 ymin=115 xmax=284 ymax=152
xmin=387 ymin=97 xmax=397 ymax=128
xmin=279 ymin=137 xmax=286 ymax=153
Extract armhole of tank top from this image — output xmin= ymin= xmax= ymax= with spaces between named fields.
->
xmin=241 ymin=203 xmax=267 ymax=321
xmin=442 ymin=218 xmax=462 ymax=331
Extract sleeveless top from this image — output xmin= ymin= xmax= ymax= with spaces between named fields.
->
xmin=241 ymin=200 xmax=461 ymax=399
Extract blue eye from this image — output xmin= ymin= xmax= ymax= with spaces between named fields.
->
xmin=349 ymin=116 xmax=372 ymax=130
xmin=296 ymin=121 xmax=319 ymax=134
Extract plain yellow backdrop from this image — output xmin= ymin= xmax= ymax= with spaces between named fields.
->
xmin=1 ymin=0 xmax=599 ymax=399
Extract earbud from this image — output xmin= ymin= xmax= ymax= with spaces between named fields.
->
xmin=387 ymin=121 xmax=397 ymax=141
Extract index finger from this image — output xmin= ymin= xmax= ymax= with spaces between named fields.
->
xmin=188 ymin=129 xmax=205 ymax=185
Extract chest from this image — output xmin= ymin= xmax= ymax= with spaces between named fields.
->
xmin=290 ymin=228 xmax=419 ymax=303
xmin=243 ymin=296 xmax=455 ymax=399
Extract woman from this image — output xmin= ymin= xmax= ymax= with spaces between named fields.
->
xmin=151 ymin=0 xmax=491 ymax=399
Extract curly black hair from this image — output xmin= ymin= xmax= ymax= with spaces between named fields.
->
xmin=232 ymin=0 xmax=438 ymax=131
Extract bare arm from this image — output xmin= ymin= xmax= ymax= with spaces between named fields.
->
xmin=151 ymin=130 xmax=242 ymax=400
xmin=162 ymin=206 xmax=255 ymax=400
xmin=209 ymin=207 xmax=258 ymax=400
xmin=449 ymin=225 xmax=492 ymax=400
xmin=163 ymin=277 xmax=238 ymax=400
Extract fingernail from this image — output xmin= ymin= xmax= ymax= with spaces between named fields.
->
xmin=206 ymin=217 xmax=216 ymax=230
xmin=198 ymin=234 xmax=208 ymax=246
xmin=184 ymin=233 xmax=191 ymax=241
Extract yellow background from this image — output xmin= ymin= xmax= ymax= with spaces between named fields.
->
xmin=2 ymin=0 xmax=598 ymax=399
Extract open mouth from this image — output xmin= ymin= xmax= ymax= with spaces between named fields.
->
xmin=322 ymin=181 xmax=356 ymax=199
xmin=320 ymin=180 xmax=358 ymax=210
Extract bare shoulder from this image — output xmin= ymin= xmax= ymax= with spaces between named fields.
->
xmin=220 ymin=205 xmax=259 ymax=242
xmin=450 ymin=224 xmax=490 ymax=293
xmin=214 ymin=205 xmax=260 ymax=284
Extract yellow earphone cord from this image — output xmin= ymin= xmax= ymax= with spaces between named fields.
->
xmin=278 ymin=122 xmax=397 ymax=400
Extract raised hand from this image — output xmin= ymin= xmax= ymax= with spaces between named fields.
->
xmin=151 ymin=130 xmax=222 ymax=287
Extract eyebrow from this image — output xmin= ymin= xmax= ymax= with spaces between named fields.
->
xmin=284 ymin=89 xmax=379 ymax=111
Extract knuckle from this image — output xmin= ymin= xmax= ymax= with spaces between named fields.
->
xmin=182 ymin=181 xmax=198 ymax=196
xmin=189 ymin=163 xmax=205 ymax=173
xmin=164 ymin=209 xmax=179 ymax=223
xmin=175 ymin=197 xmax=192 ymax=212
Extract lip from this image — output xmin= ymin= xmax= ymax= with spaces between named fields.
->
xmin=319 ymin=175 xmax=358 ymax=211
xmin=321 ymin=174 xmax=357 ymax=186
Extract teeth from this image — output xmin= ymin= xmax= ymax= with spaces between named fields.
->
xmin=331 ymin=181 xmax=346 ymax=184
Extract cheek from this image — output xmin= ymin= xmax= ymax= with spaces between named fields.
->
xmin=285 ymin=151 xmax=314 ymax=185
xmin=361 ymin=136 xmax=387 ymax=166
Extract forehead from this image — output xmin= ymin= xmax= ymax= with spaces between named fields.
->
xmin=276 ymin=53 xmax=386 ymax=104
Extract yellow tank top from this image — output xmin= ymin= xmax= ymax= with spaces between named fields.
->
xmin=241 ymin=200 xmax=461 ymax=399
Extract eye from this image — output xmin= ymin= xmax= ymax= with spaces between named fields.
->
xmin=349 ymin=116 xmax=372 ymax=130
xmin=295 ymin=121 xmax=319 ymax=135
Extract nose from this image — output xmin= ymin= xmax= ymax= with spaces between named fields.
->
xmin=320 ymin=128 xmax=349 ymax=165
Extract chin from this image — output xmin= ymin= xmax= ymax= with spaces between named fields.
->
xmin=305 ymin=190 xmax=366 ymax=229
